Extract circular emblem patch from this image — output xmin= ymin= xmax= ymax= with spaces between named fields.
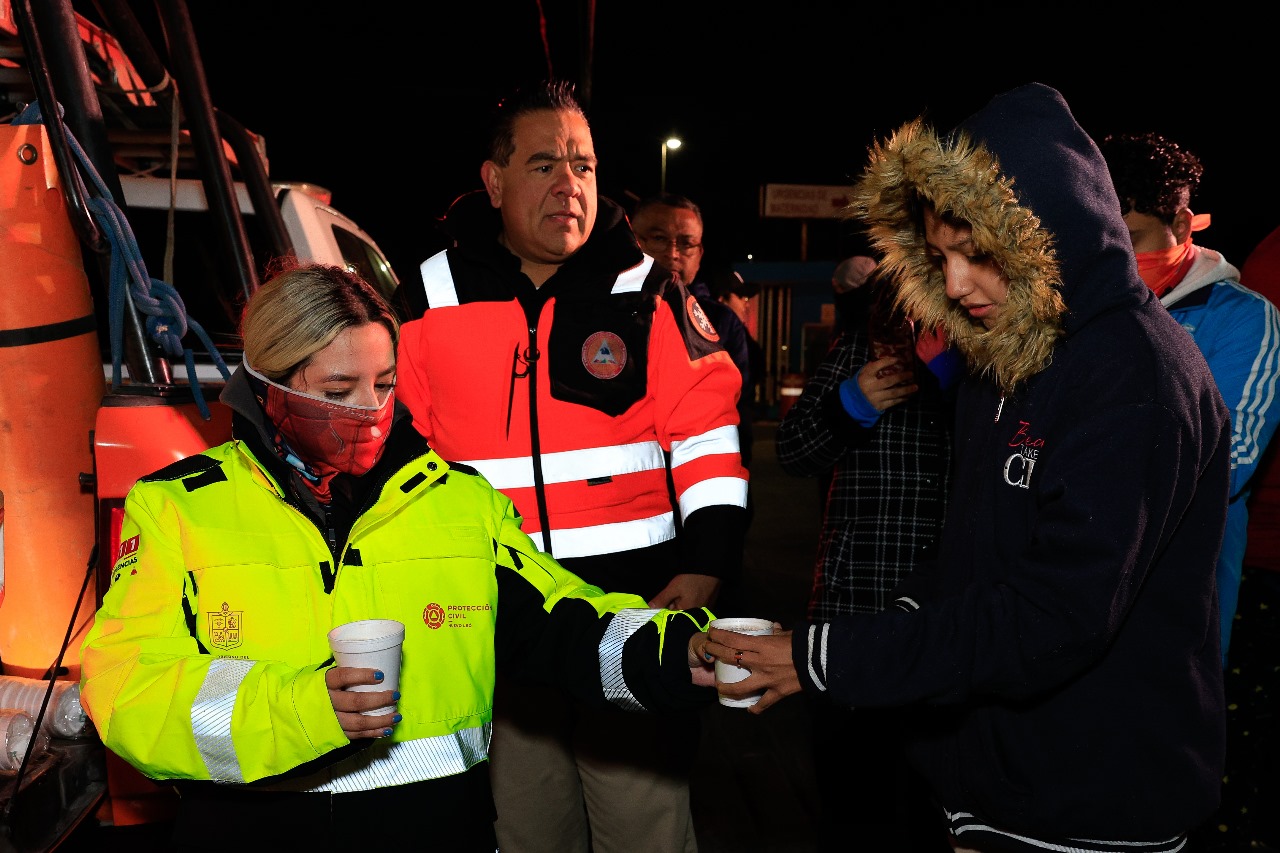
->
xmin=582 ymin=331 xmax=627 ymax=379
xmin=686 ymin=295 xmax=719 ymax=342
xmin=423 ymin=603 xmax=445 ymax=630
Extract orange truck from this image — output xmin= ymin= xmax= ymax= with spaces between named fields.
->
xmin=0 ymin=1 xmax=399 ymax=847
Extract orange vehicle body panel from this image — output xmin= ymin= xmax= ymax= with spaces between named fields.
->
xmin=0 ymin=124 xmax=102 ymax=681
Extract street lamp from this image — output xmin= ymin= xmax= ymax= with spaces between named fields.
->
xmin=660 ymin=136 xmax=682 ymax=192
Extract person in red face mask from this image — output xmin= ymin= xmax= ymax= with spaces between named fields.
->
xmin=79 ymin=260 xmax=720 ymax=851
xmin=1099 ymin=131 xmax=1280 ymax=669
xmin=240 ymin=266 xmax=399 ymax=504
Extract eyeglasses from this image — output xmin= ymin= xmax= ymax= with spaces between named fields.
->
xmin=639 ymin=235 xmax=703 ymax=255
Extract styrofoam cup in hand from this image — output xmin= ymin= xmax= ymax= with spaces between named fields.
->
xmin=710 ymin=617 xmax=775 ymax=708
xmin=327 ymin=619 xmax=404 ymax=715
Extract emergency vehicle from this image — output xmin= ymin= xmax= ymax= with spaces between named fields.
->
xmin=0 ymin=1 xmax=399 ymax=847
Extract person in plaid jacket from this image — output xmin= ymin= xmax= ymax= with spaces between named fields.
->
xmin=775 ymin=261 xmax=960 ymax=851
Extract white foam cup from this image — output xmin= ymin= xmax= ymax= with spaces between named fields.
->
xmin=710 ymin=617 xmax=775 ymax=708
xmin=327 ymin=619 xmax=405 ymax=715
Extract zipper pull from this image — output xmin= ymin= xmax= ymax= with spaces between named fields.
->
xmin=323 ymin=505 xmax=338 ymax=556
xmin=994 ymin=394 xmax=1005 ymax=423
xmin=507 ymin=344 xmax=522 ymax=438
xmin=506 ymin=330 xmax=540 ymax=438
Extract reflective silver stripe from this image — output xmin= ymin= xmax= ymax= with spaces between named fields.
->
xmin=670 ymin=424 xmax=739 ymax=469
xmin=806 ymin=624 xmax=827 ymax=692
xmin=261 ymin=723 xmax=493 ymax=793
xmin=678 ymin=476 xmax=749 ymax=517
xmin=419 ymin=251 xmax=458 ymax=307
xmin=528 ymin=511 xmax=675 ymax=559
xmin=945 ymin=809 xmax=1187 ymax=852
xmin=612 ymin=255 xmax=653 ymax=294
xmin=600 ymin=608 xmax=660 ymax=711
xmin=421 ymin=251 xmax=649 ymax=305
xmin=467 ymin=456 xmax=534 ymax=491
xmin=192 ymin=657 xmax=254 ymax=782
xmin=464 ymin=441 xmax=665 ymax=491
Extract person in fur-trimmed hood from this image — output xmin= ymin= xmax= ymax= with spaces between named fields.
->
xmin=702 ymin=83 xmax=1230 ymax=853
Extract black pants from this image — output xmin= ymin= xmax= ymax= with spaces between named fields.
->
xmin=806 ymin=695 xmax=951 ymax=853
xmin=170 ymin=763 xmax=497 ymax=851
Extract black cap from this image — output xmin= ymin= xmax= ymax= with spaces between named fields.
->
xmin=709 ymin=268 xmax=760 ymax=300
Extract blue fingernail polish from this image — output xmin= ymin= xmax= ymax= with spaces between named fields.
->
xmin=393 ymin=691 xmax=401 ymax=700
xmin=393 ymin=714 xmax=403 ymax=723
xmin=383 ymin=728 xmax=393 ymax=737
xmin=374 ymin=670 xmax=385 ymax=681
xmin=703 ymin=651 xmax=714 ymax=662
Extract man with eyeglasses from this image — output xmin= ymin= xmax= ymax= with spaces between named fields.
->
xmin=632 ymin=194 xmax=756 ymax=469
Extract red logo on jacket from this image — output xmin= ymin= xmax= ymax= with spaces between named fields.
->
xmin=117 ymin=535 xmax=140 ymax=561
xmin=582 ymin=331 xmax=626 ymax=379
xmin=686 ymin=295 xmax=720 ymax=342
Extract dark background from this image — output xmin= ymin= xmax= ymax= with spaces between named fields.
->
xmin=146 ymin=2 xmax=1275 ymax=288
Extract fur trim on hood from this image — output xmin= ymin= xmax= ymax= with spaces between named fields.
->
xmin=849 ymin=84 xmax=1136 ymax=395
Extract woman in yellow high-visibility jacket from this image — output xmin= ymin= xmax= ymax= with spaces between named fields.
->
xmin=80 ymin=261 xmax=718 ymax=851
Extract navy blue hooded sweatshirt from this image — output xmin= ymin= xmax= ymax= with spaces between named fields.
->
xmin=794 ymin=83 xmax=1229 ymax=846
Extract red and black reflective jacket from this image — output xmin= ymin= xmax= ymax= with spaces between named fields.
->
xmin=396 ymin=192 xmax=748 ymax=600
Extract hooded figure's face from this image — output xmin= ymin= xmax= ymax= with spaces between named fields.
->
xmin=923 ymin=206 xmax=1010 ymax=330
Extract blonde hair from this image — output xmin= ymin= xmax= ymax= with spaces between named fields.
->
xmin=240 ymin=261 xmax=400 ymax=382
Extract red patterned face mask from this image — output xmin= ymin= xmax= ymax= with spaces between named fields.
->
xmin=246 ymin=363 xmax=394 ymax=502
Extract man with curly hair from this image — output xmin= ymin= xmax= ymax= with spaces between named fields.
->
xmin=1099 ymin=131 xmax=1280 ymax=665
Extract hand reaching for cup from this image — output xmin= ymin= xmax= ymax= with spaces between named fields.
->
xmin=701 ymin=623 xmax=800 ymax=713
xmin=325 ymin=665 xmax=400 ymax=739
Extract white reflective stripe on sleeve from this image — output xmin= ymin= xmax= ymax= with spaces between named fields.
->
xmin=191 ymin=657 xmax=254 ymax=782
xmin=270 ymin=723 xmax=493 ymax=793
xmin=529 ymin=511 xmax=676 ymax=559
xmin=465 ymin=441 xmax=665 ymax=491
xmin=806 ymin=624 xmax=827 ymax=692
xmin=611 ymin=255 xmax=654 ymax=294
xmin=670 ymin=424 xmax=740 ymax=469
xmin=419 ymin=251 xmax=459 ymax=307
xmin=677 ymin=476 xmax=749 ymax=518
xmin=600 ymin=608 xmax=661 ymax=711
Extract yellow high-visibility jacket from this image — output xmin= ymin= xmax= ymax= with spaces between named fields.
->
xmin=81 ymin=403 xmax=712 ymax=791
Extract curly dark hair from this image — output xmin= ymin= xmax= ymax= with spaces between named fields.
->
xmin=1099 ymin=131 xmax=1204 ymax=224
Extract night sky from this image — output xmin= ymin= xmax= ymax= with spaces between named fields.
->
xmin=154 ymin=3 xmax=1273 ymax=288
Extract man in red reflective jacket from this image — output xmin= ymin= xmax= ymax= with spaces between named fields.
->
xmin=395 ymin=80 xmax=748 ymax=853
